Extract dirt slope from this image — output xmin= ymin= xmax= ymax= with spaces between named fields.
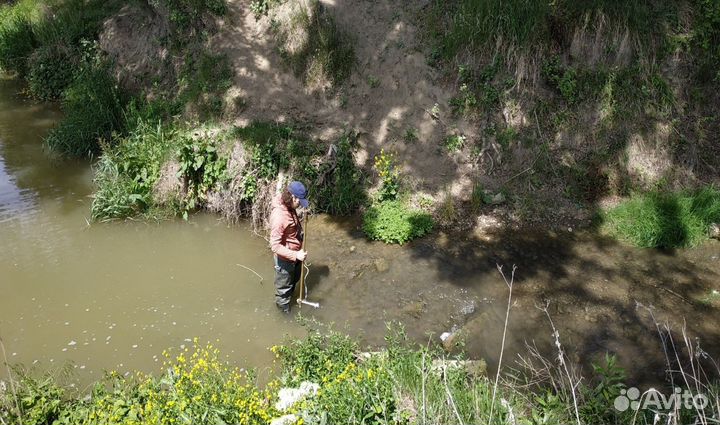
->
xmin=210 ymin=0 xmax=478 ymax=201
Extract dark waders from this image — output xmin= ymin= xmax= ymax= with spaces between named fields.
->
xmin=274 ymin=255 xmax=302 ymax=310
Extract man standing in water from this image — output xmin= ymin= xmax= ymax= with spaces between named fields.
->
xmin=269 ymin=181 xmax=309 ymax=313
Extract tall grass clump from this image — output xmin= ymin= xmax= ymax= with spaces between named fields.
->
xmin=151 ymin=0 xmax=227 ymax=47
xmin=0 ymin=0 xmax=41 ymax=75
xmin=45 ymin=62 xmax=126 ymax=156
xmin=602 ymin=187 xmax=720 ymax=248
xmin=314 ymin=135 xmax=367 ymax=215
xmin=91 ymin=121 xmax=177 ymax=221
xmin=432 ymin=0 xmax=551 ymax=62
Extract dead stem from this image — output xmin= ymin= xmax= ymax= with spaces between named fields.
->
xmin=538 ymin=301 xmax=581 ymax=425
xmin=488 ymin=264 xmax=516 ymax=425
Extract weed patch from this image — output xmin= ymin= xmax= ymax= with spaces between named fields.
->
xmin=363 ymin=200 xmax=434 ymax=244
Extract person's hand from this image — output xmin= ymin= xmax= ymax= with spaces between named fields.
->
xmin=296 ymin=249 xmax=307 ymax=261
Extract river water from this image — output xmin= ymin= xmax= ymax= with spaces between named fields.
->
xmin=1 ymin=75 xmax=719 ymax=387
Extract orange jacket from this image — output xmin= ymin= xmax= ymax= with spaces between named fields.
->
xmin=269 ymin=194 xmax=303 ymax=262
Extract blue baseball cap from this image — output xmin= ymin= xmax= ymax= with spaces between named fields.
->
xmin=288 ymin=181 xmax=309 ymax=208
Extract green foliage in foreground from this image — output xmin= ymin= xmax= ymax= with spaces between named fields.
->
xmin=602 ymin=187 xmax=720 ymax=248
xmin=363 ymin=200 xmax=434 ymax=244
xmin=1 ymin=341 xmax=277 ymax=425
xmin=6 ymin=326 xmax=714 ymax=425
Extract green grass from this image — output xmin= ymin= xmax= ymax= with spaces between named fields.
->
xmin=0 ymin=0 xmax=39 ymax=75
xmin=602 ymin=187 xmax=720 ymax=248
xmin=0 ymin=0 xmax=121 ymax=76
xmin=429 ymin=0 xmax=681 ymax=63
xmin=158 ymin=0 xmax=227 ymax=47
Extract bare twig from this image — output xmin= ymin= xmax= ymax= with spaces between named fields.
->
xmin=443 ymin=364 xmax=464 ymax=425
xmin=235 ymin=264 xmax=264 ymax=284
xmin=538 ymin=302 xmax=581 ymax=425
xmin=488 ymin=264 xmax=516 ymax=425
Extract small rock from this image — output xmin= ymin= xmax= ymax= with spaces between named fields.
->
xmin=349 ymin=245 xmax=356 ymax=252
xmin=374 ymin=258 xmax=389 ymax=273
xmin=490 ymin=193 xmax=506 ymax=205
xmin=709 ymin=223 xmax=720 ymax=239
xmin=275 ymin=381 xmax=319 ymax=411
xmin=440 ymin=331 xmax=461 ymax=352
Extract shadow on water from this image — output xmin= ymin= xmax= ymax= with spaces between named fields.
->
xmin=315 ymin=210 xmax=720 ymax=387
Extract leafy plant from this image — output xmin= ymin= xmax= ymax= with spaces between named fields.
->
xmin=314 ymin=135 xmax=367 ymax=215
xmin=176 ymin=135 xmax=228 ymax=219
xmin=367 ymin=75 xmax=380 ymax=88
xmin=151 ymin=0 xmax=227 ymax=46
xmin=403 ymin=127 xmax=419 ymax=143
xmin=444 ymin=134 xmax=465 ymax=152
xmin=91 ymin=121 xmax=176 ymax=221
xmin=373 ymin=149 xmax=399 ymax=202
xmin=363 ymin=200 xmax=434 ymax=244
xmin=449 ymin=83 xmax=478 ymax=116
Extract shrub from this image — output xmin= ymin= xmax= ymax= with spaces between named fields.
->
xmin=27 ymin=43 xmax=76 ymax=100
xmin=45 ymin=63 xmax=126 ymax=156
xmin=151 ymin=0 xmax=227 ymax=46
xmin=314 ymin=135 xmax=367 ymax=215
xmin=92 ymin=122 xmax=176 ymax=221
xmin=444 ymin=134 xmax=465 ymax=152
xmin=693 ymin=0 xmax=720 ymax=82
xmin=176 ymin=135 xmax=229 ymax=218
xmin=602 ymin=187 xmax=720 ymax=248
xmin=363 ymin=200 xmax=434 ymax=244
xmin=178 ymin=52 xmax=234 ymax=119
xmin=233 ymin=122 xmax=366 ymax=215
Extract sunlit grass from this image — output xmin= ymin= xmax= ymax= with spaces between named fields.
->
xmin=602 ymin=187 xmax=720 ymax=248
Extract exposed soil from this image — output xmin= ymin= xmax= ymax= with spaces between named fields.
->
xmin=210 ymin=0 xmax=478 ymax=200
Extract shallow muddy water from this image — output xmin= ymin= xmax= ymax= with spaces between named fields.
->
xmin=1 ymin=75 xmax=719 ymax=388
